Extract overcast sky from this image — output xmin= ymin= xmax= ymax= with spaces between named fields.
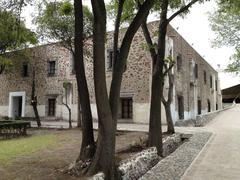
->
xmin=23 ymin=0 xmax=239 ymax=89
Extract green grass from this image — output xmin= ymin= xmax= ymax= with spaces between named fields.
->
xmin=0 ymin=134 xmax=57 ymax=165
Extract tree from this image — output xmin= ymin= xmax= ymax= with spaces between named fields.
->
xmin=37 ymin=0 xmax=95 ymax=161
xmin=147 ymin=0 xmax=205 ymax=155
xmin=31 ymin=66 xmax=41 ymax=127
xmin=108 ymin=0 xmax=203 ymax=155
xmin=0 ymin=9 xmax=37 ymax=74
xmin=86 ymin=1 xmax=116 ymax=178
xmin=209 ymin=0 xmax=240 ymax=74
xmin=83 ymin=0 xmax=155 ymax=178
xmin=63 ymin=81 xmax=72 ymax=129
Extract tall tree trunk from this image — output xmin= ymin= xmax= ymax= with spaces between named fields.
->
xmin=149 ymin=0 xmax=169 ymax=156
xmin=74 ymin=0 xmax=95 ymax=161
xmin=88 ymin=1 xmax=117 ymax=179
xmin=163 ymin=101 xmax=174 ymax=133
xmin=31 ymin=67 xmax=41 ymax=127
xmin=77 ymin=97 xmax=82 ymax=127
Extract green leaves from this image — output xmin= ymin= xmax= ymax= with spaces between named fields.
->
xmin=209 ymin=0 xmax=240 ymax=73
xmin=35 ymin=0 xmax=93 ymax=51
xmin=0 ymin=9 xmax=37 ymax=74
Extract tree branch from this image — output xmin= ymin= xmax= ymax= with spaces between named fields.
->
xmin=141 ymin=17 xmax=157 ymax=62
xmin=167 ymin=0 xmax=200 ymax=23
xmin=113 ymin=0 xmax=125 ymax=72
xmin=163 ymin=62 xmax=174 ymax=77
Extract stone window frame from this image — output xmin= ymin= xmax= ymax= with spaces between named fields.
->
xmin=47 ymin=59 xmax=58 ymax=77
xmin=118 ymin=92 xmax=134 ymax=120
xmin=45 ymin=94 xmax=58 ymax=117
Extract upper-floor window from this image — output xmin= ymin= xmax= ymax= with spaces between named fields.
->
xmin=106 ymin=49 xmax=114 ymax=70
xmin=48 ymin=61 xmax=56 ymax=76
xmin=22 ymin=62 xmax=29 ymax=77
xmin=204 ymin=70 xmax=207 ymax=84
xmin=194 ymin=63 xmax=198 ymax=79
xmin=215 ymin=80 xmax=218 ymax=91
xmin=210 ymin=75 xmax=213 ymax=88
xmin=177 ymin=54 xmax=182 ymax=71
xmin=70 ymin=53 xmax=75 ymax=74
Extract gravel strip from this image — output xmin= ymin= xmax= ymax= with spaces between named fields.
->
xmin=139 ymin=132 xmax=212 ymax=180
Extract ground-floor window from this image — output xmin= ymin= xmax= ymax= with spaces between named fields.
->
xmin=48 ymin=98 xmax=56 ymax=116
xmin=178 ymin=96 xmax=184 ymax=119
xmin=216 ymin=104 xmax=218 ymax=110
xmin=121 ymin=98 xmax=133 ymax=119
xmin=198 ymin=100 xmax=201 ymax=115
xmin=207 ymin=99 xmax=211 ymax=112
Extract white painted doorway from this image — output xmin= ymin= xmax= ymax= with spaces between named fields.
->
xmin=8 ymin=91 xmax=26 ymax=118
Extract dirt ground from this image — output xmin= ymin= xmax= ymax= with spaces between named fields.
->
xmin=0 ymin=128 xmax=147 ymax=180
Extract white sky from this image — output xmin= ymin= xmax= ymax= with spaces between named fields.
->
xmin=23 ymin=0 xmax=239 ymax=89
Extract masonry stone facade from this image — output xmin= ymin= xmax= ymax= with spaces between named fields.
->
xmin=0 ymin=21 xmax=222 ymax=124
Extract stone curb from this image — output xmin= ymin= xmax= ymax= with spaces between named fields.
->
xmin=139 ymin=132 xmax=212 ymax=180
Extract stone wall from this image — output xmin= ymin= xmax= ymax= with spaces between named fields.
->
xmin=0 ymin=21 xmax=222 ymax=124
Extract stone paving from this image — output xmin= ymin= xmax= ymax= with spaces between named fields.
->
xmin=30 ymin=120 xmax=208 ymax=134
xmin=182 ymin=105 xmax=240 ymax=180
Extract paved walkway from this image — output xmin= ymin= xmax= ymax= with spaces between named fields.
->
xmin=31 ymin=120 xmax=207 ymax=134
xmin=182 ymin=105 xmax=240 ymax=180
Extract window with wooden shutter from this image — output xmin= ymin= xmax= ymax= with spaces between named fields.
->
xmin=48 ymin=98 xmax=56 ymax=116
xmin=121 ymin=98 xmax=133 ymax=119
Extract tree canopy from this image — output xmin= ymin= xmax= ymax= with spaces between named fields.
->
xmin=209 ymin=0 xmax=240 ymax=73
xmin=36 ymin=0 xmax=93 ymax=53
xmin=0 ymin=9 xmax=37 ymax=74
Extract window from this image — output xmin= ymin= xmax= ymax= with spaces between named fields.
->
xmin=178 ymin=96 xmax=184 ymax=119
xmin=210 ymin=75 xmax=213 ymax=88
xmin=198 ymin=100 xmax=201 ymax=115
xmin=177 ymin=54 xmax=182 ymax=71
xmin=48 ymin=98 xmax=56 ymax=116
xmin=215 ymin=80 xmax=218 ymax=91
xmin=121 ymin=98 xmax=133 ymax=119
xmin=22 ymin=63 xmax=29 ymax=77
xmin=106 ymin=49 xmax=114 ymax=70
xmin=216 ymin=104 xmax=218 ymax=110
xmin=204 ymin=71 xmax=207 ymax=84
xmin=194 ymin=63 xmax=198 ymax=79
xmin=70 ymin=53 xmax=75 ymax=74
xmin=207 ymin=99 xmax=211 ymax=112
xmin=48 ymin=61 xmax=56 ymax=76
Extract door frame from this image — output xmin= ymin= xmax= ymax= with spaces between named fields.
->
xmin=8 ymin=91 xmax=26 ymax=118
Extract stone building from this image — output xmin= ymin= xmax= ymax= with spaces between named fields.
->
xmin=0 ymin=21 xmax=222 ymax=124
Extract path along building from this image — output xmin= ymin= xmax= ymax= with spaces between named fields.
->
xmin=0 ymin=21 xmax=222 ymax=124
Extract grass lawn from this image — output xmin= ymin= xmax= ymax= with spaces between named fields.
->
xmin=0 ymin=134 xmax=57 ymax=165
